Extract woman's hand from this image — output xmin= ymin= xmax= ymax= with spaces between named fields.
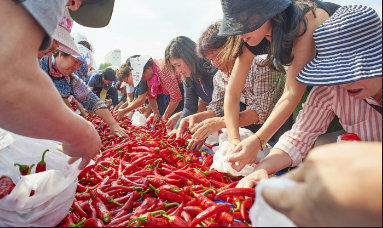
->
xmin=228 ymin=135 xmax=261 ymax=172
xmin=236 ymin=169 xmax=270 ymax=188
xmin=187 ymin=139 xmax=204 ymax=152
xmin=176 ymin=115 xmax=197 ymax=139
xmin=166 ymin=112 xmax=182 ymax=130
xmin=153 ymin=112 xmax=162 ymax=125
xmin=191 ymin=117 xmax=225 ymax=141
xmin=109 ymin=122 xmax=128 ymax=137
xmin=116 ymin=109 xmax=128 ymax=121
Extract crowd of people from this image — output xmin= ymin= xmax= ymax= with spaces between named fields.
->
xmin=0 ymin=0 xmax=381 ymax=227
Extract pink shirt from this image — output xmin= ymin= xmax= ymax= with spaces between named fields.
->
xmin=275 ymin=85 xmax=382 ymax=167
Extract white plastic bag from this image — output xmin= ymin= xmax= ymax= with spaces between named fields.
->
xmin=131 ymin=111 xmax=147 ymax=127
xmin=251 ymin=177 xmax=297 ymax=227
xmin=210 ymin=141 xmax=271 ymax=176
xmin=0 ymin=133 xmax=82 ymax=227
xmin=218 ymin=128 xmax=254 ymax=147
xmin=0 ymin=129 xmax=14 ymax=151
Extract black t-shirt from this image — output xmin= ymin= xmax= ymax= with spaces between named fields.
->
xmin=245 ymin=1 xmax=341 ymax=55
xmin=133 ymin=79 xmax=148 ymax=99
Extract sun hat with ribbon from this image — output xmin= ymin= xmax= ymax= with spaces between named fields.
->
xmin=218 ymin=0 xmax=292 ymax=36
xmin=72 ymin=33 xmax=89 ymax=44
xmin=297 ymin=5 xmax=382 ymax=86
xmin=129 ymin=55 xmax=152 ymax=87
xmin=54 ymin=9 xmax=80 ymax=56
xmin=72 ymin=43 xmax=92 ymax=65
xmin=69 ymin=0 xmax=115 ymax=28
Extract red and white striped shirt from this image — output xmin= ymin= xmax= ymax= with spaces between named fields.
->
xmin=274 ymin=85 xmax=382 ymax=167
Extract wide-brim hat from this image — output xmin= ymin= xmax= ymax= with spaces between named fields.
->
xmin=55 ymin=8 xmax=80 ymax=56
xmin=297 ymin=5 xmax=382 ymax=86
xmin=69 ymin=0 xmax=115 ymax=28
xmin=72 ymin=43 xmax=92 ymax=65
xmin=130 ymin=55 xmax=152 ymax=87
xmin=218 ymin=0 xmax=292 ymax=36
xmin=54 ymin=27 xmax=80 ymax=56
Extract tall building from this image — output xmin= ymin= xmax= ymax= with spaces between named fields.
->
xmin=105 ymin=49 xmax=121 ymax=67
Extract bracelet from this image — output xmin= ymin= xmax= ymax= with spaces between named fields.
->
xmin=254 ymin=134 xmax=265 ymax=151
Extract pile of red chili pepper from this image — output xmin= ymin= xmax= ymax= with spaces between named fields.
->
xmin=56 ymin=110 xmax=256 ymax=227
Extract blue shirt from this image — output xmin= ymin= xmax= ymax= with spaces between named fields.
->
xmin=88 ymin=70 xmax=112 ymax=91
xmin=40 ymin=56 xmax=107 ymax=112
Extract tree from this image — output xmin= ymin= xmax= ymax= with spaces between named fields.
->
xmin=98 ymin=63 xmax=112 ymax=71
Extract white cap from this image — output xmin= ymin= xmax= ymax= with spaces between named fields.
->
xmin=130 ymin=55 xmax=152 ymax=87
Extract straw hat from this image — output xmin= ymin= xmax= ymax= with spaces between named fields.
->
xmin=55 ymin=9 xmax=80 ymax=56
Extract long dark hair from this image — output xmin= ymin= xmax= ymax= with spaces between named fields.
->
xmin=165 ymin=36 xmax=212 ymax=85
xmin=222 ymin=0 xmax=317 ymax=73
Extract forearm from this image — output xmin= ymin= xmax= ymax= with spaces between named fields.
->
xmin=149 ymin=98 xmax=160 ymax=115
xmin=164 ymin=101 xmax=179 ymax=118
xmin=224 ymin=48 xmax=254 ymax=143
xmin=224 ymin=93 xmax=242 ymax=142
xmin=254 ymin=148 xmax=293 ymax=175
xmin=122 ymin=95 xmax=146 ymax=114
xmin=0 ymin=67 xmax=95 ymax=145
xmin=238 ymin=109 xmax=259 ymax=128
xmin=114 ymin=102 xmax=124 ymax=110
xmin=95 ymin=109 xmax=118 ymax=127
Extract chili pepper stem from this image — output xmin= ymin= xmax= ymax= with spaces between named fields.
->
xmin=38 ymin=149 xmax=49 ymax=165
xmin=27 ymin=164 xmax=35 ymax=175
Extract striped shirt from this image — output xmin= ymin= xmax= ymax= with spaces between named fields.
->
xmin=207 ymin=56 xmax=286 ymax=124
xmin=275 ymin=85 xmax=382 ymax=167
xmin=148 ymin=59 xmax=183 ymax=103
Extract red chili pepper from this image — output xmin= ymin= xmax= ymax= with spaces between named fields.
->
xmin=233 ymin=196 xmax=244 ymax=211
xmin=218 ymin=212 xmax=234 ymax=225
xmin=84 ymin=218 xmax=104 ymax=227
xmin=169 ymin=201 xmax=185 ymax=217
xmin=63 ymin=212 xmax=74 ymax=225
xmin=162 ymin=214 xmax=189 ymax=227
xmin=233 ymin=212 xmax=243 ymax=220
xmin=86 ymin=201 xmax=98 ymax=219
xmin=189 ymin=188 xmax=217 ymax=210
xmin=340 ymin=133 xmax=361 ymax=141
xmin=107 ymin=214 xmax=134 ymax=227
xmin=209 ymin=180 xmax=227 ymax=188
xmin=149 ymin=184 xmax=183 ymax=203
xmin=128 ymin=211 xmax=169 ymax=227
xmin=174 ymin=170 xmax=210 ymax=187
xmin=90 ymin=191 xmax=112 ymax=223
xmin=190 ymin=203 xmax=231 ymax=227
xmin=183 ymin=206 xmax=203 ymax=218
xmin=231 ymin=221 xmax=250 ymax=227
xmin=240 ymin=199 xmax=252 ymax=222
xmin=72 ymin=199 xmax=89 ymax=218
xmin=14 ymin=163 xmax=29 ymax=176
xmin=36 ymin=149 xmax=49 ymax=173
xmin=0 ymin=176 xmax=15 ymax=200
xmin=215 ymin=188 xmax=256 ymax=201
xmin=119 ymin=191 xmax=140 ymax=213
xmin=181 ymin=211 xmax=192 ymax=225
xmin=202 ymin=155 xmax=214 ymax=167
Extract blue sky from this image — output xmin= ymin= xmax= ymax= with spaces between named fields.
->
xmin=71 ymin=0 xmax=382 ymax=68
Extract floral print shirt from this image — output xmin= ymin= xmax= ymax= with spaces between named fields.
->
xmin=40 ymin=56 xmax=107 ymax=112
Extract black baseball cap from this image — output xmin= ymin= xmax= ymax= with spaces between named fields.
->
xmin=69 ymin=0 xmax=115 ymax=28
